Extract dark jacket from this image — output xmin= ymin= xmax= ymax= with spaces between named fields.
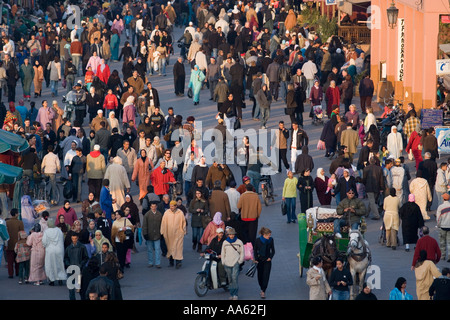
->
xmin=254 ymin=236 xmax=275 ymax=263
xmin=142 ymin=209 xmax=162 ymax=241
xmin=85 ymin=275 xmax=115 ymax=300
xmin=294 ymin=146 xmax=314 ymax=175
xmin=429 ymin=276 xmax=450 ymax=300
xmin=64 ymin=241 xmax=89 ymax=269
xmin=329 ymin=267 xmax=353 ymax=291
xmin=188 ymin=198 xmax=209 ymax=228
xmin=290 ymin=128 xmax=309 ymax=150
xmin=362 ymin=164 xmax=385 ymax=193
xmin=417 ymin=159 xmax=438 ymax=186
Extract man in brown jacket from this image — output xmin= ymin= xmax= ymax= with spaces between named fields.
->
xmin=205 ymin=160 xmax=231 ymax=190
xmin=209 ymin=180 xmax=231 ymax=222
xmin=237 ymin=184 xmax=262 ymax=246
xmin=6 ymin=208 xmax=24 ymax=278
xmin=127 ymin=70 xmax=145 ymax=95
xmin=90 ymin=109 xmax=110 ymax=132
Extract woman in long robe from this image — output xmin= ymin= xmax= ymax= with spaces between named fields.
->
xmin=399 ymin=194 xmax=424 ymax=251
xmin=131 ymin=149 xmax=152 ymax=201
xmin=387 ymin=125 xmax=403 ymax=159
xmin=314 ymin=168 xmax=332 ymax=206
xmin=33 ymin=60 xmax=44 ymax=97
xmin=42 ymin=226 xmax=67 ymax=285
xmin=26 ymin=224 xmax=46 ymax=285
xmin=188 ymin=65 xmax=206 ymax=105
xmin=297 ymin=169 xmax=315 ymax=214
xmin=104 ymin=157 xmax=130 ymax=210
xmin=320 ymin=114 xmax=338 ymax=158
xmin=21 ymin=195 xmax=38 ymax=235
xmin=110 ymin=30 xmax=120 ymax=62
xmin=409 ymin=173 xmax=432 ymax=220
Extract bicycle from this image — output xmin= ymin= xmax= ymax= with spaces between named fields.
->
xmin=34 ymin=175 xmax=61 ymax=206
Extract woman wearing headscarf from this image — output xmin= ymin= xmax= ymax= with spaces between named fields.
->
xmin=121 ymin=194 xmax=140 ymax=257
xmin=107 ymin=111 xmax=121 ymax=133
xmin=297 ymin=168 xmax=315 ymax=214
xmin=188 ymin=65 xmax=206 ymax=105
xmin=363 ymin=123 xmax=380 ymax=153
xmin=110 ymin=29 xmax=120 ymax=62
xmin=314 ymin=168 xmax=332 ymax=206
xmin=132 ymin=149 xmax=152 ymax=201
xmin=96 ymin=58 xmax=111 ymax=85
xmin=26 ymin=224 xmax=46 ymax=285
xmin=81 ymin=192 xmax=100 ymax=229
xmin=389 ymin=277 xmax=413 ymax=300
xmin=64 ymin=219 xmax=82 ymax=248
xmin=112 ymin=14 xmax=125 ymax=36
xmin=56 ymin=200 xmax=78 ymax=227
xmin=320 ymin=113 xmax=338 ymax=158
xmin=93 ymin=229 xmax=113 ymax=254
xmin=33 ymin=59 xmax=44 ymax=97
xmin=86 ymin=86 xmax=102 ymax=123
xmin=111 ymin=210 xmax=134 ymax=272
xmin=20 ymin=195 xmax=38 ymax=235
xmin=19 ymin=57 xmax=34 ymax=100
xmin=399 ymin=194 xmax=425 ymax=252
xmin=122 ymin=95 xmax=136 ymax=125
xmin=334 ymin=168 xmax=357 ymax=204
xmin=405 ymin=123 xmax=423 ymax=170
xmin=200 ymin=211 xmax=225 ymax=248
xmin=42 ymin=225 xmax=67 ymax=286
xmin=409 ymin=171 xmax=432 ymax=220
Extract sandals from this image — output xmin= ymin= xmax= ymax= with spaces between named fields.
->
xmin=260 ymin=291 xmax=266 ymax=299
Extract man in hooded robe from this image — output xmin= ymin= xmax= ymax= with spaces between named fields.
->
xmin=104 ymin=156 xmax=130 ymax=210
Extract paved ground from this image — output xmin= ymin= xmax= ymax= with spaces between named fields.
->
xmin=0 ymin=26 xmax=446 ymax=301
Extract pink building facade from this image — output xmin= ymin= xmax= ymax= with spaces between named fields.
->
xmin=370 ymin=0 xmax=449 ymax=111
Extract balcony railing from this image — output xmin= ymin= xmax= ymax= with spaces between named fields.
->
xmin=338 ymin=25 xmax=371 ymax=45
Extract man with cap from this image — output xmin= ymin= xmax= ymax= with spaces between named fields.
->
xmin=334 ymin=187 xmax=366 ymax=238
xmin=221 ymin=226 xmax=244 ymax=300
xmin=160 ymin=200 xmax=186 ymax=269
xmin=436 ymin=192 xmax=450 ymax=262
xmin=142 ymin=200 xmax=163 ymax=268
xmin=86 ymin=144 xmax=106 ymax=200
xmin=90 ymin=109 xmax=110 ymax=132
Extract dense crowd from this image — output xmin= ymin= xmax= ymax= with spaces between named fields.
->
xmin=0 ymin=0 xmax=449 ymax=301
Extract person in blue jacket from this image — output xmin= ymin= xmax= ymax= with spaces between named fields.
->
xmin=389 ymin=277 xmax=413 ymax=300
xmin=188 ymin=65 xmax=205 ymax=105
xmin=100 ymin=179 xmax=113 ymax=221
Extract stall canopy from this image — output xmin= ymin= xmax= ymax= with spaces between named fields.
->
xmin=0 ymin=129 xmax=29 ymax=153
xmin=0 ymin=162 xmax=23 ymax=184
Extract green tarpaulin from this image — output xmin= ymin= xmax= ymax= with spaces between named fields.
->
xmin=0 ymin=129 xmax=29 ymax=153
xmin=0 ymin=162 xmax=23 ymax=184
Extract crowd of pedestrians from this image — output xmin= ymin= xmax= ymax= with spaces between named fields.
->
xmin=0 ymin=0 xmax=448 ymax=301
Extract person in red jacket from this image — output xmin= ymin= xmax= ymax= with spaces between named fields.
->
xmin=85 ymin=66 xmax=95 ymax=91
xmin=103 ymin=88 xmax=118 ymax=117
xmin=412 ymin=226 xmax=441 ymax=270
xmin=150 ymin=160 xmax=176 ymax=199
xmin=96 ymin=58 xmax=110 ymax=84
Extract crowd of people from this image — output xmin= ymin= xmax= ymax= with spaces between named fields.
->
xmin=0 ymin=0 xmax=448 ymax=301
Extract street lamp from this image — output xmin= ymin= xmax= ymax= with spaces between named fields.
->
xmin=387 ymin=1 xmax=399 ymax=29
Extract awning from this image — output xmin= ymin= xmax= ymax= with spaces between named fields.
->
xmin=0 ymin=162 xmax=23 ymax=184
xmin=0 ymin=129 xmax=29 ymax=153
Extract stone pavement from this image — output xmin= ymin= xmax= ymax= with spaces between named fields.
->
xmin=0 ymin=26 xmax=446 ymax=301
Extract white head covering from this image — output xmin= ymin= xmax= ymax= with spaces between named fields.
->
xmin=316 ymin=168 xmax=325 ymax=181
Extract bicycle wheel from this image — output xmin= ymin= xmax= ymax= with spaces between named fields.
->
xmin=262 ymin=189 xmax=269 ymax=206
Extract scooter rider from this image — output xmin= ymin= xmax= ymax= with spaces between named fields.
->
xmin=66 ymin=82 xmax=87 ymax=125
xmin=200 ymin=228 xmax=227 ymax=286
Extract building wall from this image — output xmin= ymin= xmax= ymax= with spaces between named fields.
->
xmin=370 ymin=0 xmax=448 ymax=112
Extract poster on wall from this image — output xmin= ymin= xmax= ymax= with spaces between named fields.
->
xmin=436 ymin=127 xmax=450 ymax=155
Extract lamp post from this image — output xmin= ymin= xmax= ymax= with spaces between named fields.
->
xmin=387 ymin=1 xmax=399 ymax=29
